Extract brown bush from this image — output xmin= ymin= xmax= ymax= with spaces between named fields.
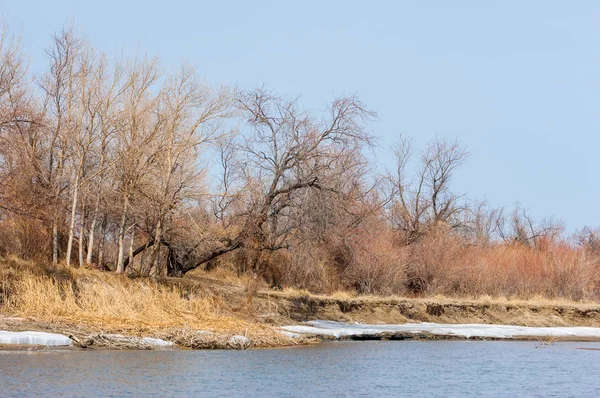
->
xmin=277 ymin=243 xmax=341 ymax=293
xmin=0 ymin=217 xmax=51 ymax=260
xmin=404 ymin=225 xmax=464 ymax=295
xmin=341 ymin=229 xmax=407 ymax=295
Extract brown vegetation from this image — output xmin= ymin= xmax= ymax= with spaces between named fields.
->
xmin=0 ymin=22 xmax=599 ymax=306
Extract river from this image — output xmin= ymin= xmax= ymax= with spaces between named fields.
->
xmin=1 ymin=341 xmax=599 ymax=397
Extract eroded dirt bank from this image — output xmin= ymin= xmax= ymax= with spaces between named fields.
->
xmin=253 ymin=291 xmax=600 ymax=328
xmin=164 ymin=273 xmax=600 ymax=328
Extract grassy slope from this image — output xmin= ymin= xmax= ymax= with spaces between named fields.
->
xmin=2 ymin=257 xmax=600 ymax=348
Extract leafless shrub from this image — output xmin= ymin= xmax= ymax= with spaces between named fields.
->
xmin=404 ymin=223 xmax=464 ymax=295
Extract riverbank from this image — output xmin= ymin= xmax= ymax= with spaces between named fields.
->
xmin=2 ymin=257 xmax=600 ymax=349
xmin=0 ymin=257 xmax=309 ymax=349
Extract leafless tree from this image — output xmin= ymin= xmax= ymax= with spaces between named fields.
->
xmin=36 ymin=27 xmax=86 ymax=264
xmin=458 ymin=200 xmax=504 ymax=245
xmin=496 ymin=204 xmax=564 ymax=249
xmin=84 ymin=57 xmax=126 ymax=266
xmin=386 ymin=136 xmax=468 ymax=244
xmin=113 ymin=55 xmax=161 ymax=272
xmin=0 ymin=24 xmax=47 ymax=256
xmin=129 ymin=66 xmax=232 ymax=277
xmin=574 ymin=227 xmax=600 ymax=255
xmin=162 ymin=88 xmax=375 ymax=276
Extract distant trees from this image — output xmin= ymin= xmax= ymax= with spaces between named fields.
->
xmin=575 ymin=227 xmax=600 ymax=255
xmin=0 ymin=26 xmax=51 ymax=258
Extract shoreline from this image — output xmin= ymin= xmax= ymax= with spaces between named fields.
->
xmin=3 ymin=325 xmax=600 ymax=352
xmin=3 ymin=289 xmax=600 ymax=350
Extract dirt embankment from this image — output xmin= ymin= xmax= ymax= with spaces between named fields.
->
xmin=251 ymin=291 xmax=600 ymax=328
xmin=170 ymin=273 xmax=600 ymax=328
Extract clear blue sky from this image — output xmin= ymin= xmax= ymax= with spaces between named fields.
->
xmin=2 ymin=0 xmax=599 ymax=231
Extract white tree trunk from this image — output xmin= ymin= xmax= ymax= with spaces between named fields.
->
xmin=97 ymin=216 xmax=106 ymax=269
xmin=65 ymin=173 xmax=80 ymax=267
xmin=78 ymin=200 xmax=86 ymax=268
xmin=86 ymin=193 xmax=101 ymax=265
xmin=116 ymin=194 xmax=129 ymax=273
xmin=128 ymin=228 xmax=135 ymax=273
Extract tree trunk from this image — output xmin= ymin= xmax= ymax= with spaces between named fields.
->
xmin=86 ymin=193 xmax=101 ymax=265
xmin=77 ymin=200 xmax=86 ymax=268
xmin=65 ymin=173 xmax=80 ymax=267
xmin=52 ymin=217 xmax=59 ymax=266
xmin=149 ymin=219 xmax=163 ymax=279
xmin=115 ymin=193 xmax=129 ymax=273
xmin=97 ymin=215 xmax=107 ymax=269
xmin=166 ymin=240 xmax=242 ymax=277
xmin=86 ymin=147 xmax=106 ymax=265
xmin=140 ymin=248 xmax=146 ymax=274
xmin=128 ymin=228 xmax=135 ymax=273
xmin=148 ymin=243 xmax=161 ymax=279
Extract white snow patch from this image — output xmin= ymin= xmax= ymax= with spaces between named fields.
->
xmin=0 ymin=331 xmax=72 ymax=346
xmin=103 ymin=334 xmax=174 ymax=347
xmin=281 ymin=320 xmax=600 ymax=340
xmin=139 ymin=337 xmax=174 ymax=347
xmin=228 ymin=335 xmax=252 ymax=349
xmin=279 ymin=330 xmax=302 ymax=339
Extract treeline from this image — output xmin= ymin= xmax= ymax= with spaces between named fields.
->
xmin=0 ymin=26 xmax=599 ymax=300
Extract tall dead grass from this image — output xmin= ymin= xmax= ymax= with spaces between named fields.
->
xmin=0 ymin=257 xmax=282 ymax=342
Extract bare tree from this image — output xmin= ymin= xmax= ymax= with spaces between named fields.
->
xmin=163 ymin=88 xmax=375 ymax=276
xmin=496 ymin=204 xmax=564 ymax=249
xmin=458 ymin=200 xmax=504 ymax=245
xmin=0 ymin=24 xmax=48 ymax=250
xmin=386 ymin=136 xmax=468 ymax=244
xmin=84 ymin=58 xmax=126 ymax=266
xmin=36 ymin=27 xmax=86 ymax=265
xmin=574 ymin=227 xmax=600 ymax=255
xmin=131 ymin=66 xmax=232 ymax=277
xmin=113 ymin=55 xmax=160 ymax=273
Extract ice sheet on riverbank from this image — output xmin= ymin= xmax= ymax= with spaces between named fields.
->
xmin=101 ymin=334 xmax=174 ymax=348
xmin=281 ymin=321 xmax=600 ymax=339
xmin=0 ymin=331 xmax=72 ymax=346
xmin=139 ymin=337 xmax=174 ymax=347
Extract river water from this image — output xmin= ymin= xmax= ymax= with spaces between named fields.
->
xmin=1 ymin=341 xmax=599 ymax=397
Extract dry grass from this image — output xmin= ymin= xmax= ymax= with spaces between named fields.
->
xmin=189 ymin=265 xmax=267 ymax=290
xmin=0 ymin=257 xmax=296 ymax=347
xmin=330 ymin=290 xmax=358 ymax=300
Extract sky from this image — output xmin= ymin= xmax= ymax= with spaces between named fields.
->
xmin=1 ymin=0 xmax=599 ymax=231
